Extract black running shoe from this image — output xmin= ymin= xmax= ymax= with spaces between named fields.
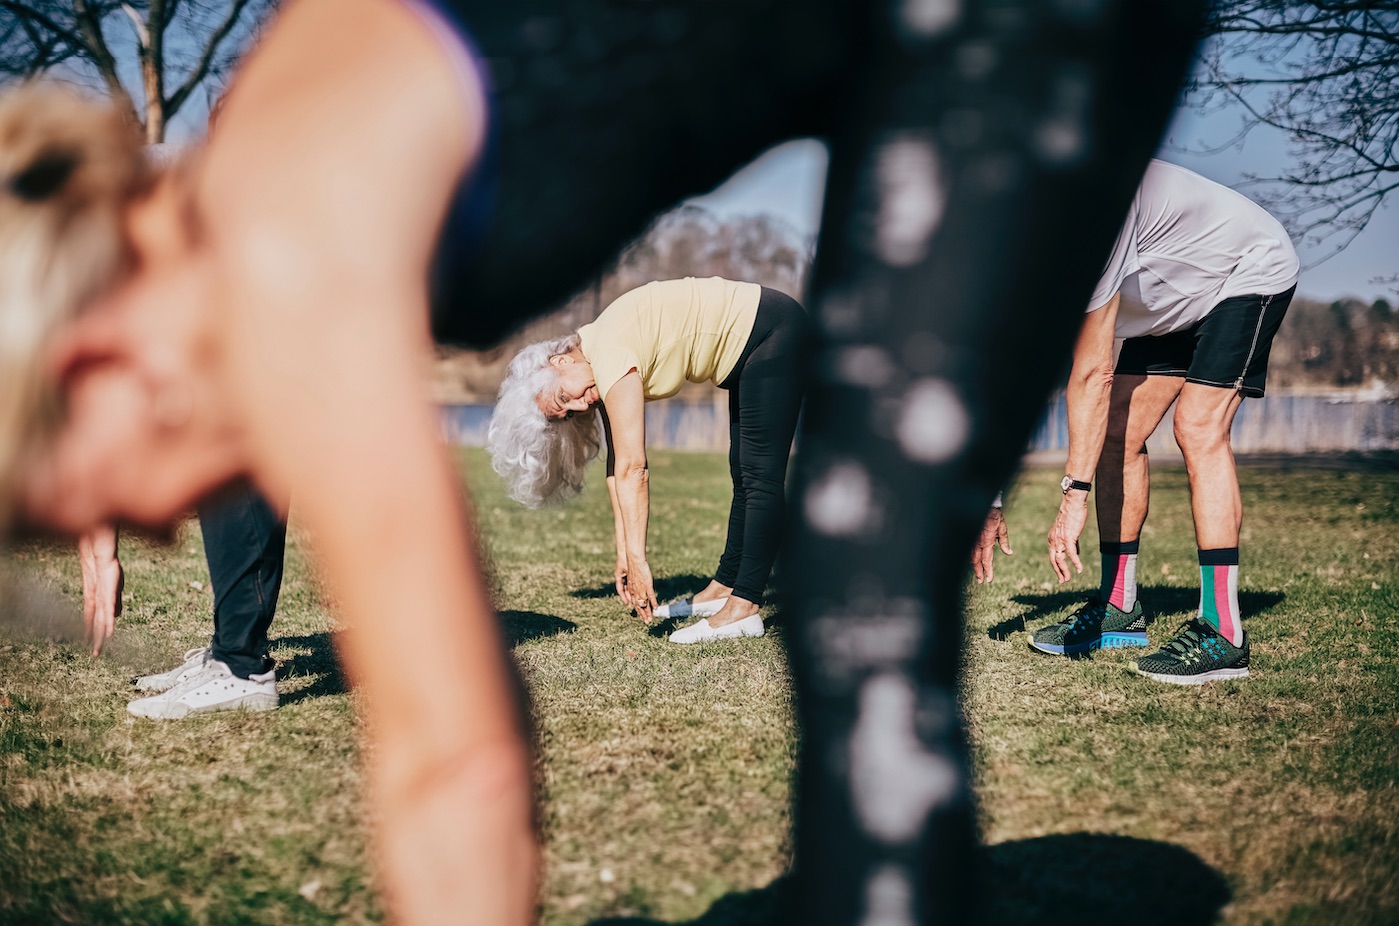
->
xmin=1135 ymin=618 xmax=1249 ymax=685
xmin=1029 ymin=599 xmax=1147 ymax=656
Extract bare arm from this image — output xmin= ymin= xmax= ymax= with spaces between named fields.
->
xmin=192 ymin=1 xmax=534 ymax=922
xmin=1049 ymin=292 xmax=1120 ymax=582
xmin=601 ymin=407 xmax=632 ymax=606
xmin=601 ymin=372 xmax=656 ymax=621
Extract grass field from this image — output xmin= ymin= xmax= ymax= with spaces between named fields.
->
xmin=1 ymin=449 xmax=1396 ymax=925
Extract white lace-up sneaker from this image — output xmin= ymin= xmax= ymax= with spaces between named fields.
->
xmin=654 ymin=596 xmax=728 ymax=620
xmin=133 ymin=647 xmax=211 ymax=692
xmin=668 ymin=614 xmax=765 ymax=644
xmin=127 ymin=657 xmax=277 ymax=719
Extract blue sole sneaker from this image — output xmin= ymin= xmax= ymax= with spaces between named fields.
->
xmin=1030 ymin=599 xmax=1148 ymax=656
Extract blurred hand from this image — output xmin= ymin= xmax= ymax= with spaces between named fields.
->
xmin=78 ymin=524 xmax=123 ymax=655
xmin=972 ymin=507 xmax=1013 ymax=584
xmin=1048 ymin=493 xmax=1088 ymax=583
xmin=626 ymin=556 xmax=657 ymax=623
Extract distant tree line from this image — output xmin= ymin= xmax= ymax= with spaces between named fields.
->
xmin=1267 ymin=295 xmax=1399 ymax=390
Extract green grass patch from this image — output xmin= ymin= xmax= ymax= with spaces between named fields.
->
xmin=2 ymin=451 xmax=1396 ymax=924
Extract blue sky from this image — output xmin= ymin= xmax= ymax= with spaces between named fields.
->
xmin=688 ymin=110 xmax=1396 ymax=305
xmin=142 ymin=17 xmax=1391 ymax=305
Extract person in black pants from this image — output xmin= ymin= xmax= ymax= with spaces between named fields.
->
xmin=126 ymin=485 xmax=286 ymax=719
xmin=9 ymin=0 xmax=1208 ymax=921
xmin=487 ymin=278 xmax=810 ymax=642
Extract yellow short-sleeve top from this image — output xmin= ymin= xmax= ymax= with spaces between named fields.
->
xmin=578 ymin=277 xmax=762 ymax=402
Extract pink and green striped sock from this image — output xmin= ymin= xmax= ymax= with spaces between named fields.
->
xmin=1198 ymin=548 xmax=1242 ymax=646
xmin=1099 ymin=540 xmax=1139 ymax=611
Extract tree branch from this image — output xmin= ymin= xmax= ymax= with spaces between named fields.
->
xmin=165 ymin=0 xmax=253 ymax=117
xmin=0 ymin=1 xmax=91 ymax=54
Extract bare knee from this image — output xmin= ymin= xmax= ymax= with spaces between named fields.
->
xmin=1173 ymin=402 xmax=1231 ymax=458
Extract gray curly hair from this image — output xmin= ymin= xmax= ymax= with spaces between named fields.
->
xmin=487 ymin=332 xmax=602 ymax=508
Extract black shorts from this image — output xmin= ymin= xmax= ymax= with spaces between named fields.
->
xmin=1115 ymin=285 xmax=1295 ymax=398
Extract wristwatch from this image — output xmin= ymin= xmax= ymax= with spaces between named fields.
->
xmin=1061 ymin=475 xmax=1092 ymax=495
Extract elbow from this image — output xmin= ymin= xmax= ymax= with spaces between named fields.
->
xmin=1071 ymin=362 xmax=1114 ymax=394
xmin=615 ymin=458 xmax=649 ymax=483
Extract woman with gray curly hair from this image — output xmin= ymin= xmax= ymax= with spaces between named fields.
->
xmin=488 ymin=277 xmax=810 ymax=643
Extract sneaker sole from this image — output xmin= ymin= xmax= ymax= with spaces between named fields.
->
xmin=127 ymin=693 xmax=279 ymax=720
xmin=1134 ymin=666 xmax=1249 ymax=685
xmin=1029 ymin=631 xmax=1149 ymax=656
xmin=669 ymin=620 xmax=765 ymax=644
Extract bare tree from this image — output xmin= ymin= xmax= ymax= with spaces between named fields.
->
xmin=0 ymin=0 xmax=275 ymax=141
xmin=1192 ymin=2 xmax=1398 ymax=267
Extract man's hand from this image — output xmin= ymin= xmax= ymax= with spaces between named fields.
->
xmin=614 ymin=556 xmax=632 ymax=607
xmin=78 ymin=525 xmax=123 ymax=656
xmin=1048 ymin=492 xmax=1089 ymax=583
xmin=625 ymin=556 xmax=658 ymax=623
xmin=972 ymin=507 xmax=1013 ymax=584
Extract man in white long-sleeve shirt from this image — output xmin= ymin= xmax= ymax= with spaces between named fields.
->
xmin=1035 ymin=159 xmax=1298 ymax=684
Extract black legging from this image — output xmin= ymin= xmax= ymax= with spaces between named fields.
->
xmin=714 ymin=288 xmax=811 ymax=605
xmin=429 ymin=1 xmax=1207 ymax=921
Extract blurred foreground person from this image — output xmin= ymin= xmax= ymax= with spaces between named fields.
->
xmin=0 ymin=0 xmax=1206 ymax=922
xmin=1036 ymin=160 xmax=1298 ymax=683
xmin=489 ymin=278 xmax=810 ymax=642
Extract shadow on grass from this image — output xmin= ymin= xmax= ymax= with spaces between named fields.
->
xmin=500 ymin=609 xmax=575 ymax=646
xmin=571 ymin=573 xmax=711 ymax=602
xmin=589 ymin=834 xmax=1228 ymax=925
xmin=983 ymin=832 xmax=1231 ymax=925
xmin=272 ymin=610 xmax=573 ymax=705
xmin=274 ymin=631 xmax=348 ymax=705
xmin=988 ymin=583 xmax=1286 ymax=640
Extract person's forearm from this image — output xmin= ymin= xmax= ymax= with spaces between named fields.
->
xmin=614 ymin=465 xmax=650 ymax=562
xmin=1064 ymin=361 xmax=1114 ymax=482
xmin=605 ymin=475 xmax=627 ymax=558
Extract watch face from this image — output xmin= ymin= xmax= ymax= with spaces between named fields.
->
xmin=1061 ymin=475 xmax=1073 ymax=493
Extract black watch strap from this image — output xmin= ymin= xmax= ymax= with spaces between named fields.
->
xmin=1061 ymin=476 xmax=1092 ymax=494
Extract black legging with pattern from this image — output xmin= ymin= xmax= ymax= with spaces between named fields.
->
xmin=430 ymin=1 xmax=1206 ymax=922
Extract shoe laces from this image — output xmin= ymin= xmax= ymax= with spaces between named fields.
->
xmin=162 ymin=657 xmax=230 ymax=697
xmin=1160 ymin=619 xmax=1222 ymax=658
xmin=1067 ymin=599 xmax=1108 ymax=631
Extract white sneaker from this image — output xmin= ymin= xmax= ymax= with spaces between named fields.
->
xmin=654 ymin=596 xmax=728 ymax=620
xmin=127 ymin=657 xmax=277 ymax=719
xmin=133 ymin=647 xmax=211 ymax=692
xmin=668 ymin=614 xmax=765 ymax=644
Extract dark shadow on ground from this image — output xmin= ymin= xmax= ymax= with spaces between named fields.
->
xmin=988 ymin=584 xmax=1286 ymax=641
xmin=272 ymin=610 xmax=572 ymax=705
xmin=589 ymin=834 xmax=1228 ymax=926
xmin=983 ymin=832 xmax=1231 ymax=925
xmin=588 ymin=876 xmax=791 ymax=926
xmin=571 ymin=573 xmax=711 ymax=602
xmin=499 ymin=609 xmax=575 ymax=646
xmin=273 ymin=631 xmax=349 ymax=704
